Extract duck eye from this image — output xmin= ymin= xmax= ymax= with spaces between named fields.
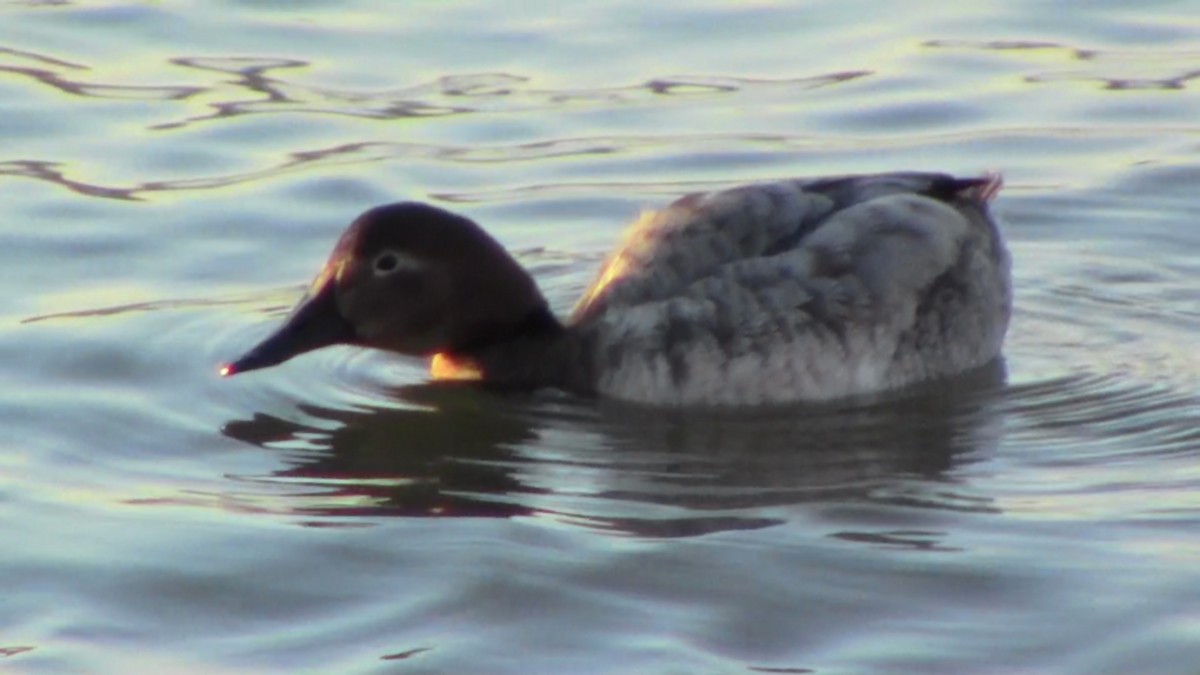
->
xmin=372 ymin=251 xmax=401 ymax=275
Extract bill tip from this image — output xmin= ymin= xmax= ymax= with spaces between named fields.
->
xmin=219 ymin=363 xmax=237 ymax=377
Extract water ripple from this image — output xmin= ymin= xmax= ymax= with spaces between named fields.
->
xmin=0 ymin=43 xmax=868 ymax=129
xmin=1006 ymin=373 xmax=1200 ymax=460
xmin=927 ymin=39 xmax=1200 ymax=90
xmin=4 ymin=126 xmax=1198 ymax=202
xmin=150 ymin=65 xmax=871 ymax=131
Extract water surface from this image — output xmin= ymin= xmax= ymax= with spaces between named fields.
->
xmin=3 ymin=1 xmax=1199 ymax=673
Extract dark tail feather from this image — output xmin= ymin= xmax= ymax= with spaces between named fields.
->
xmin=935 ymin=172 xmax=1003 ymax=203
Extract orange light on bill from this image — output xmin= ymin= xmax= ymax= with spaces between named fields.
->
xmin=218 ymin=364 xmax=236 ymax=377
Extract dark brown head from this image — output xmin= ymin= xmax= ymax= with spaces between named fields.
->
xmin=222 ymin=202 xmax=552 ymax=376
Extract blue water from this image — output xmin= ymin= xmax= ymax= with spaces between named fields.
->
xmin=3 ymin=1 xmax=1199 ymax=673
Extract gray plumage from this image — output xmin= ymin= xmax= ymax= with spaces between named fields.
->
xmin=565 ymin=173 xmax=1011 ymax=405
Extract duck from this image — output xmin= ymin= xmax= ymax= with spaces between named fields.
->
xmin=222 ymin=172 xmax=1012 ymax=406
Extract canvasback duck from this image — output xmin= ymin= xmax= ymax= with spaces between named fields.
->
xmin=223 ymin=172 xmax=1011 ymax=406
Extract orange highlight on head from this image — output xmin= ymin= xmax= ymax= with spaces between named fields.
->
xmin=430 ymin=353 xmax=483 ymax=381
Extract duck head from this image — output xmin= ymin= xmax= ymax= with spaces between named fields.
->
xmin=222 ymin=202 xmax=551 ymax=376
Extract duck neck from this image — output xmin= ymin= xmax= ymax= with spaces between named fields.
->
xmin=431 ymin=306 xmax=594 ymax=394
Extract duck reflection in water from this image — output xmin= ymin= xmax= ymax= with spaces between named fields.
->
xmin=221 ymin=359 xmax=1006 ymax=540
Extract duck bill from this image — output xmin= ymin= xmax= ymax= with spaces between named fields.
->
xmin=221 ymin=278 xmax=356 ymax=377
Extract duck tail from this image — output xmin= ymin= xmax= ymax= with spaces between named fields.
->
xmin=957 ymin=171 xmax=1004 ymax=203
xmin=975 ymin=171 xmax=1004 ymax=203
xmin=926 ymin=172 xmax=1004 ymax=204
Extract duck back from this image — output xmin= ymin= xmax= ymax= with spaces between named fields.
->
xmin=570 ymin=173 xmax=1011 ymax=405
